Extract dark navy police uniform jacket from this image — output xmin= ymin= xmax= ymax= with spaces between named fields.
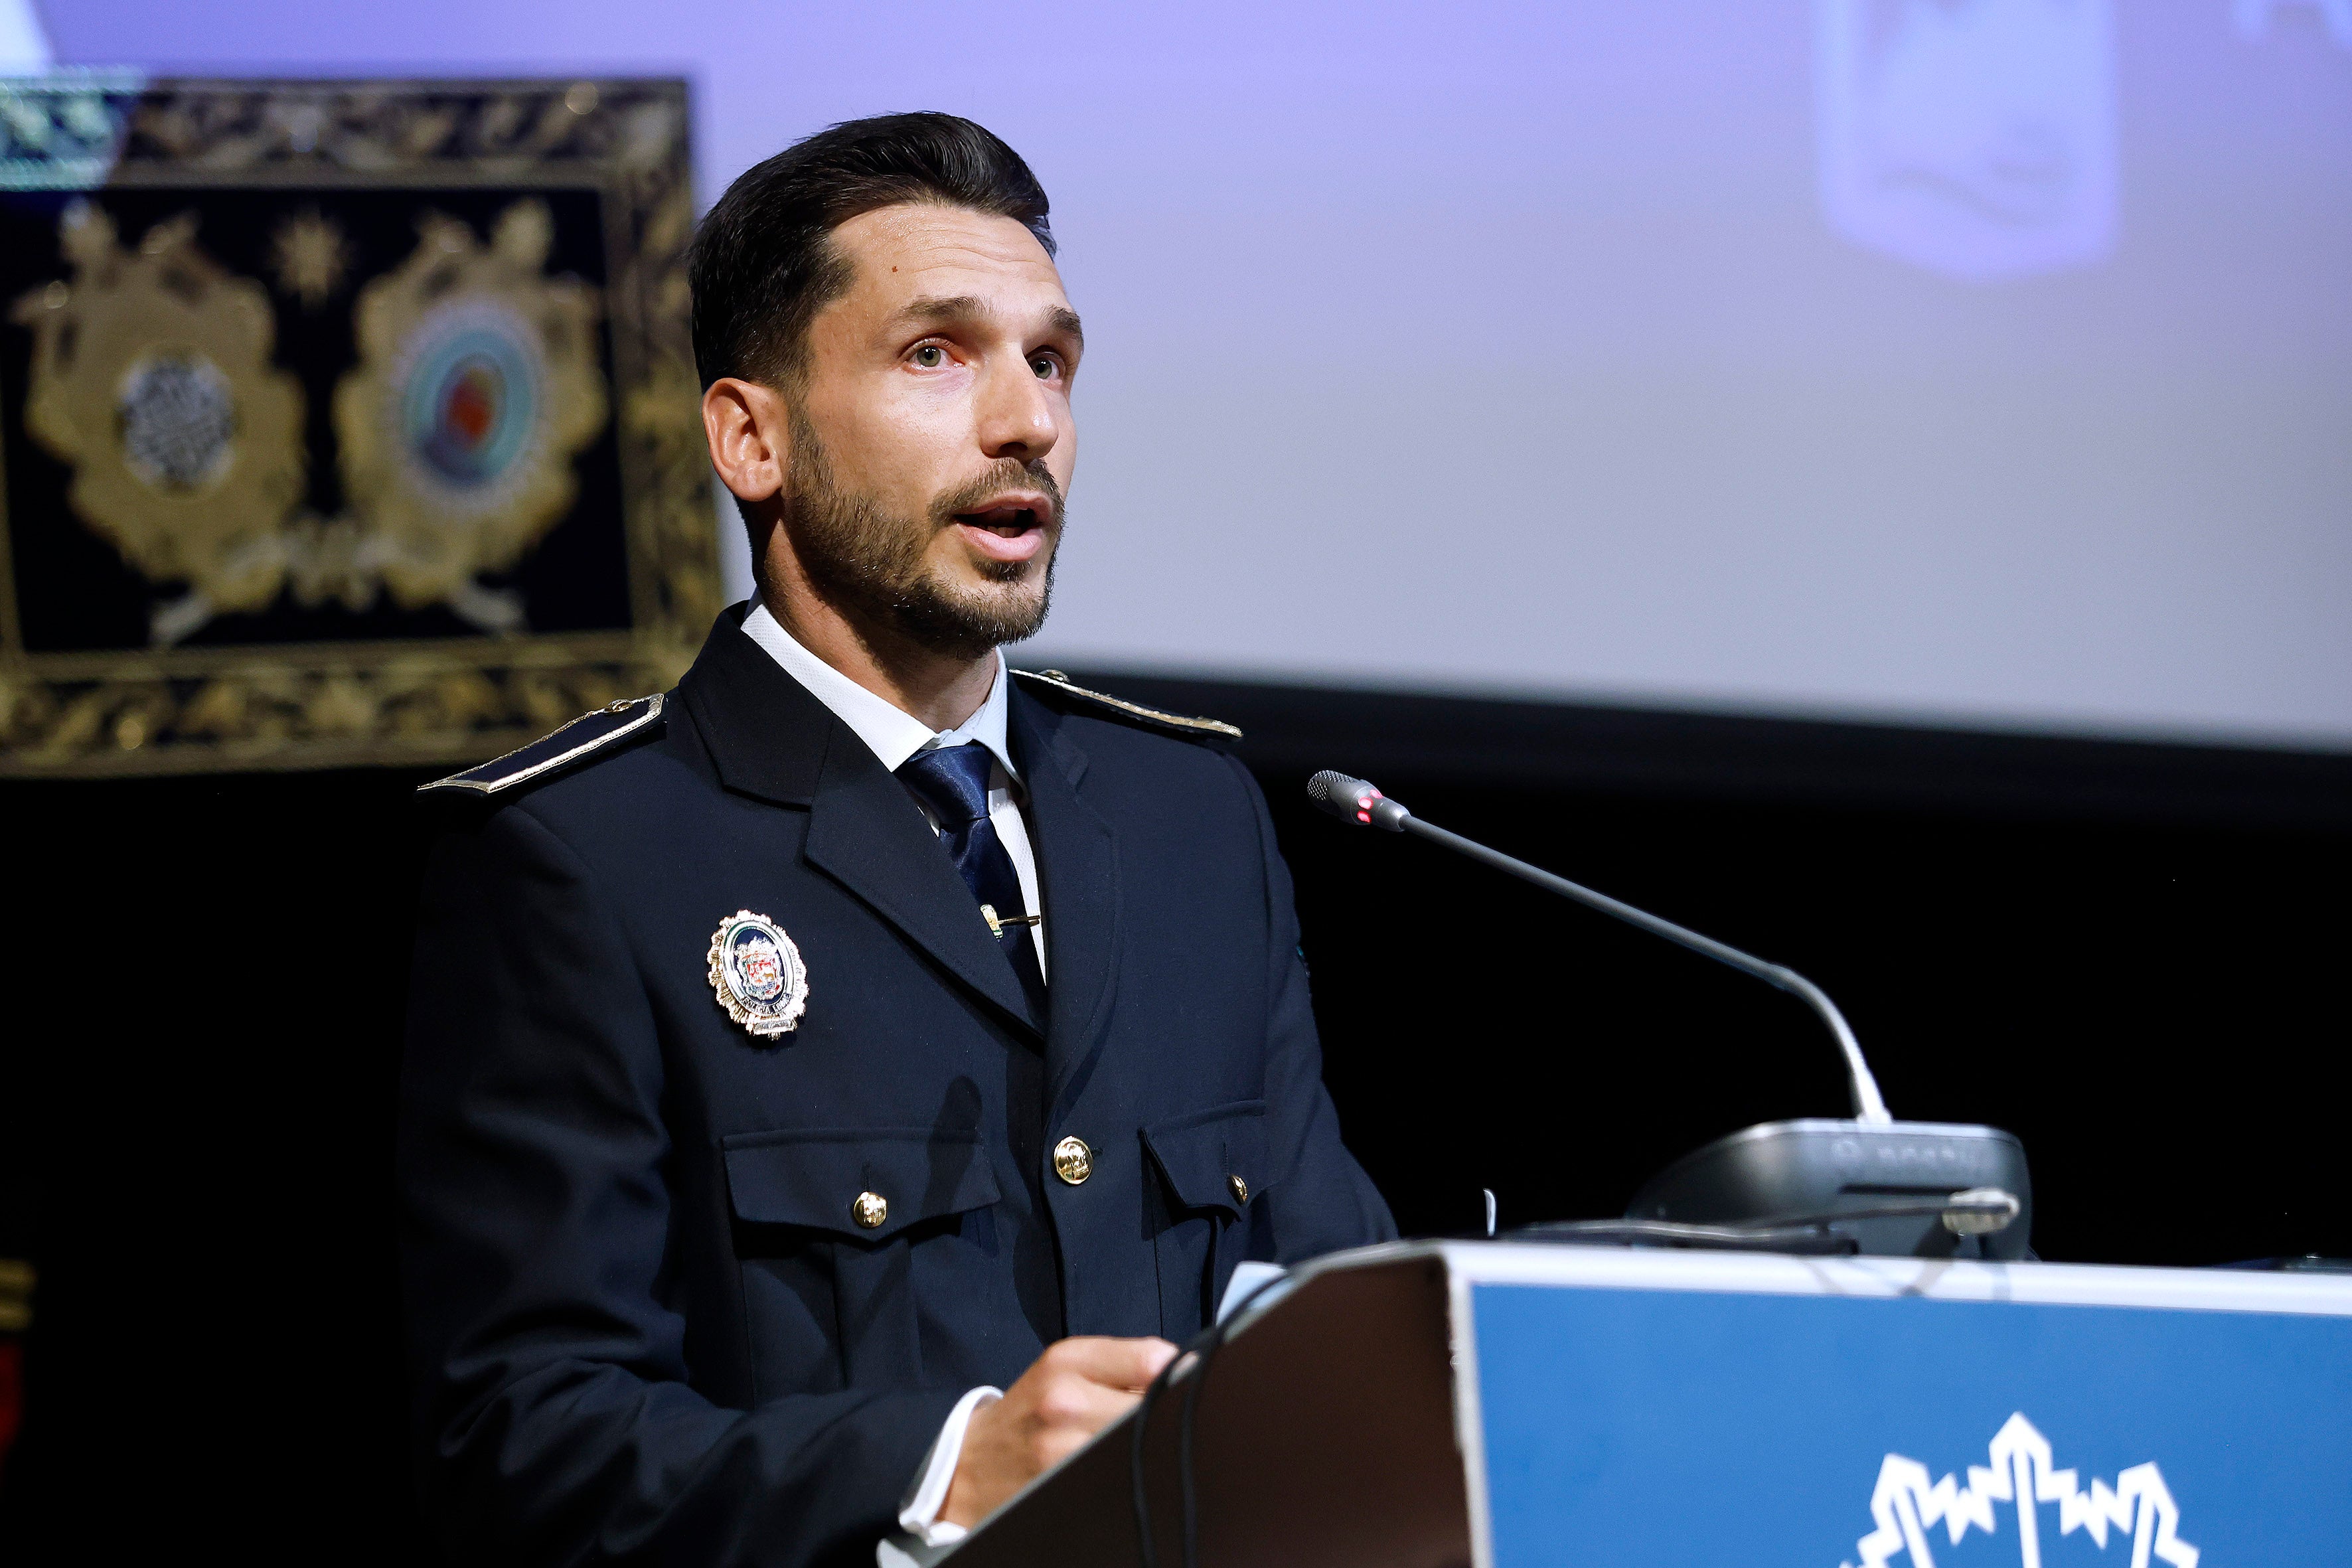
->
xmin=398 ymin=607 xmax=1395 ymax=1568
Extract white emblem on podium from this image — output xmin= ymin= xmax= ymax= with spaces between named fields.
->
xmin=1842 ymin=1412 xmax=2198 ymax=1568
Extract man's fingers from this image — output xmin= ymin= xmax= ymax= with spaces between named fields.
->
xmin=943 ymin=1336 xmax=1191 ymax=1526
xmin=1040 ymin=1334 xmax=1178 ymax=1391
xmin=1030 ymin=1373 xmax=1140 ymax=1435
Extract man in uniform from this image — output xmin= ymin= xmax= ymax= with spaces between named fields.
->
xmin=398 ymin=113 xmax=1394 ymax=1568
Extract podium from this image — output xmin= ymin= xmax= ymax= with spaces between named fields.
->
xmin=941 ymin=1241 xmax=2352 ymax=1568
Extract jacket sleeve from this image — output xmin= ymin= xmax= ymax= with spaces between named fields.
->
xmin=1222 ymin=755 xmax=1399 ymax=1263
xmin=398 ymin=805 xmax=959 ymax=1568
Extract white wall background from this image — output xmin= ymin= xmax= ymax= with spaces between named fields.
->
xmin=31 ymin=0 xmax=2352 ymax=748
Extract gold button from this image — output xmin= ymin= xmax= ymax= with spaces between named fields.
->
xmin=1228 ymin=1174 xmax=1249 ymax=1204
xmin=851 ymin=1190 xmax=888 ymax=1229
xmin=1052 ymin=1136 xmax=1093 ymax=1186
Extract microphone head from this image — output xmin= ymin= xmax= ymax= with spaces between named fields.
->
xmin=1307 ymin=771 xmax=1411 ymax=831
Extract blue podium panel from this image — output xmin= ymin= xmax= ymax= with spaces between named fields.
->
xmin=1449 ymin=1247 xmax=2352 ymax=1568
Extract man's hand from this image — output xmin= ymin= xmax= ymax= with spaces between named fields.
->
xmin=940 ymin=1336 xmax=1178 ymax=1528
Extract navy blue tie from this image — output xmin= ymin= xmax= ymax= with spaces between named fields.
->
xmin=897 ymin=742 xmax=1047 ymax=1017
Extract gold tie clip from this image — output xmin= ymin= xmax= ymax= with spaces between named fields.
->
xmin=979 ymin=903 xmax=1042 ymax=940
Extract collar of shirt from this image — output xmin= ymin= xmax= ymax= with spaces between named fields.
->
xmin=740 ymin=601 xmax=1020 ymax=783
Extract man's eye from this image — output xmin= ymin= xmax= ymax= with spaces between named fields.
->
xmin=911 ymin=345 xmax=946 ymax=368
xmin=1030 ymin=355 xmax=1058 ymax=379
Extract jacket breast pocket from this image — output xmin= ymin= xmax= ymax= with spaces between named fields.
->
xmin=722 ymin=1127 xmax=1001 ymax=1390
xmin=1141 ymin=1101 xmax=1272 ymax=1338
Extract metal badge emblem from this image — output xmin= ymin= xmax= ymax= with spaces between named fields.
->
xmin=706 ymin=910 xmax=809 ymax=1039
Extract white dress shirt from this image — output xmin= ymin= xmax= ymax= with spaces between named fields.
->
xmin=741 ymin=603 xmax=1046 ymax=979
xmin=738 ymin=603 xmax=1027 ymax=1557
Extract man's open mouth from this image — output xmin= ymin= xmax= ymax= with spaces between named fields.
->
xmin=954 ymin=498 xmax=1049 ymax=535
xmin=949 ymin=494 xmax=1054 ymax=563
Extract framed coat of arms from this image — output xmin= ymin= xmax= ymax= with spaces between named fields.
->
xmin=0 ymin=74 xmax=721 ymax=776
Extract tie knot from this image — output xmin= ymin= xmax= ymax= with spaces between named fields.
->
xmin=898 ymin=742 xmax=996 ymax=826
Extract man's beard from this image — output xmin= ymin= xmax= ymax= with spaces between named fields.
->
xmin=780 ymin=408 xmax=1061 ymax=662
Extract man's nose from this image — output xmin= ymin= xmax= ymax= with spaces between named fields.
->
xmin=974 ymin=354 xmax=1061 ymax=463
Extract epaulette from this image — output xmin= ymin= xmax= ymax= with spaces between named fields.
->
xmin=1011 ymin=670 xmax=1241 ymax=743
xmin=418 ymin=694 xmax=666 ymax=797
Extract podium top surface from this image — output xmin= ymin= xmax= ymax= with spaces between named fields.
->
xmin=1401 ymin=1238 xmax=2352 ymax=1317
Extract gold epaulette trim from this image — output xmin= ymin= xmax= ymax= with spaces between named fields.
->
xmin=418 ymin=694 xmax=665 ymax=795
xmin=1012 ymin=670 xmax=1242 ymax=740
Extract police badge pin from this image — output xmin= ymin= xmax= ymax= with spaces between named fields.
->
xmin=706 ymin=911 xmax=809 ymax=1039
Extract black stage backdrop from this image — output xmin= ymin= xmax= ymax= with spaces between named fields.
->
xmin=3 ymin=680 xmax=2347 ymax=1561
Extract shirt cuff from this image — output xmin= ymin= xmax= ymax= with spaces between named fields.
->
xmin=896 ymin=1385 xmax=1003 ymax=1547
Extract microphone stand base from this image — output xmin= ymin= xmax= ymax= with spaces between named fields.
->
xmin=1623 ymin=1118 xmax=2033 ymax=1261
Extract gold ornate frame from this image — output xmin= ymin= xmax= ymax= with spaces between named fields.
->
xmin=0 ymin=77 xmax=720 ymax=777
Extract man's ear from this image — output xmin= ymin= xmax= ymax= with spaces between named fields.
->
xmin=702 ymin=377 xmax=791 ymax=504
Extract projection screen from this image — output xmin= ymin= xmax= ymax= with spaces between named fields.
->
xmin=33 ymin=0 xmax=2352 ymax=748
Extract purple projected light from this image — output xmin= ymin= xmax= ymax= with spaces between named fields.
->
xmin=1814 ymin=0 xmax=2119 ymax=282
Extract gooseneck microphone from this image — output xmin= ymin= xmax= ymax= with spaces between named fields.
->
xmin=1306 ymin=769 xmax=2033 ymax=1260
xmin=1307 ymin=769 xmax=1891 ymax=1123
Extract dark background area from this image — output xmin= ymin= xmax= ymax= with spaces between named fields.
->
xmin=1 ymin=681 xmax=2347 ymax=1560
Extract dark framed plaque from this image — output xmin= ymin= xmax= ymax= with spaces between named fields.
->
xmin=0 ymin=75 xmax=720 ymax=776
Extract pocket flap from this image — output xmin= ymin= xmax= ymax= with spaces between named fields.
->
xmin=722 ymin=1128 xmax=999 ymax=1243
xmin=1142 ymin=1101 xmax=1271 ymax=1218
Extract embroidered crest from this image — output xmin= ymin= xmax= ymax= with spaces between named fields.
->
xmin=706 ymin=909 xmax=809 ymax=1039
xmin=332 ymin=200 xmax=608 ymax=627
xmin=11 ymin=202 xmax=307 ymax=639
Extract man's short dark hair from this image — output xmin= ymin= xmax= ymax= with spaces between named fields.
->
xmin=688 ymin=112 xmax=1054 ymax=391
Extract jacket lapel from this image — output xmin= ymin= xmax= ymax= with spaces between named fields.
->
xmin=1010 ymin=688 xmax=1122 ymax=1110
xmin=677 ymin=607 xmax=828 ymax=808
xmin=802 ymin=734 xmax=1044 ymax=1036
xmin=680 ymin=612 xmax=1043 ymax=1037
